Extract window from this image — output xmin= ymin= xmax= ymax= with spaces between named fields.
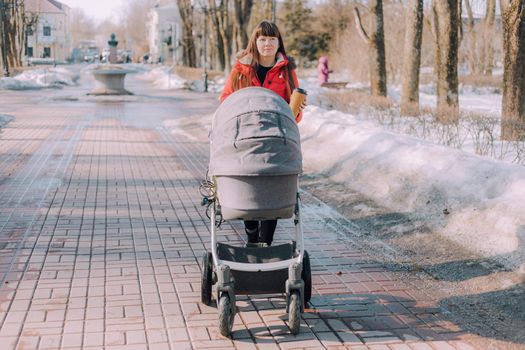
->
xmin=26 ymin=26 xmax=34 ymax=36
xmin=27 ymin=47 xmax=33 ymax=57
xmin=43 ymin=26 xmax=51 ymax=36
xmin=43 ymin=47 xmax=51 ymax=58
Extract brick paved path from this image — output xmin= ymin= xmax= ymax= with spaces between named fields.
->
xmin=0 ymin=86 xmax=521 ymax=350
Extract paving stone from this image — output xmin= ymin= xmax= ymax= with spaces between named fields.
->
xmin=16 ymin=335 xmax=39 ymax=350
xmin=61 ymin=333 xmax=83 ymax=348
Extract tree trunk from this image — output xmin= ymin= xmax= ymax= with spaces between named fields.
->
xmin=233 ymin=0 xmax=253 ymax=49
xmin=501 ymin=0 xmax=525 ymax=140
xmin=0 ymin=0 xmax=25 ymax=75
xmin=464 ymin=0 xmax=479 ymax=75
xmin=431 ymin=0 xmax=460 ymax=123
xmin=353 ymin=1 xmax=387 ymax=97
xmin=369 ymin=0 xmax=387 ymax=97
xmin=400 ymin=0 xmax=423 ymax=115
xmin=482 ymin=0 xmax=496 ymax=75
xmin=214 ymin=25 xmax=226 ymax=70
xmin=209 ymin=0 xmax=233 ymax=73
xmin=178 ymin=0 xmax=197 ymax=67
xmin=265 ymin=0 xmax=273 ymax=21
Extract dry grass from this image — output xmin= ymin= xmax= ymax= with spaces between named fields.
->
xmin=170 ymin=66 xmax=224 ymax=81
xmin=459 ymin=74 xmax=502 ymax=89
xmin=318 ymin=89 xmax=395 ymax=113
xmin=318 ymin=88 xmax=525 ymax=164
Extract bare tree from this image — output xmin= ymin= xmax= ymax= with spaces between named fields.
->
xmin=353 ymin=0 xmax=387 ymax=97
xmin=481 ymin=0 xmax=496 ymax=75
xmin=120 ymin=0 xmax=156 ymax=60
xmin=209 ymin=0 xmax=233 ymax=72
xmin=501 ymin=0 xmax=525 ymax=140
xmin=400 ymin=0 xmax=424 ymax=115
xmin=233 ymin=0 xmax=253 ymax=50
xmin=266 ymin=0 xmax=274 ymax=21
xmin=464 ymin=0 xmax=496 ymax=76
xmin=464 ymin=0 xmax=478 ymax=75
xmin=431 ymin=0 xmax=460 ymax=122
xmin=179 ymin=0 xmax=197 ymax=67
xmin=0 ymin=0 xmax=25 ymax=76
xmin=69 ymin=8 xmax=96 ymax=49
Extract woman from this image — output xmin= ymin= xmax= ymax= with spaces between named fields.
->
xmin=220 ymin=20 xmax=305 ymax=246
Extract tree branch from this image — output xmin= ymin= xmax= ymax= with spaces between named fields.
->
xmin=423 ymin=13 xmax=436 ymax=40
xmin=353 ymin=7 xmax=369 ymax=43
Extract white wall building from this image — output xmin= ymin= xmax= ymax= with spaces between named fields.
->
xmin=25 ymin=0 xmax=71 ymax=62
xmin=147 ymin=1 xmax=182 ymax=64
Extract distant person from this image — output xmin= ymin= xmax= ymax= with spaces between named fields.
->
xmin=317 ymin=56 xmax=332 ymax=86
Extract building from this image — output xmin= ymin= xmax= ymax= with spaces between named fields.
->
xmin=147 ymin=1 xmax=182 ymax=64
xmin=24 ymin=0 xmax=71 ymax=62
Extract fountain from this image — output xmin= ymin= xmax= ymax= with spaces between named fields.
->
xmin=88 ymin=34 xmax=133 ymax=96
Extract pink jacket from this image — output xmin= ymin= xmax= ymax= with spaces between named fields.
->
xmin=317 ymin=56 xmax=329 ymax=84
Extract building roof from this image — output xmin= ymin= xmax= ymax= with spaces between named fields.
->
xmin=25 ymin=0 xmax=67 ymax=14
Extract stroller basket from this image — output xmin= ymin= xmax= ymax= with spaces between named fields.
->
xmin=217 ymin=242 xmax=295 ymax=294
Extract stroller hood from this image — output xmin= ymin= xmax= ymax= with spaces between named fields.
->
xmin=209 ymin=87 xmax=302 ymax=176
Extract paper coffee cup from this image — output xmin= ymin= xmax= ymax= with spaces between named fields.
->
xmin=289 ymin=88 xmax=307 ymax=117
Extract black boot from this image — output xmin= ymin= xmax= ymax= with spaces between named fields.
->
xmin=259 ymin=220 xmax=278 ymax=246
xmin=244 ymin=220 xmax=259 ymax=244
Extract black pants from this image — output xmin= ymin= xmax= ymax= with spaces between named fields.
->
xmin=244 ymin=220 xmax=277 ymax=245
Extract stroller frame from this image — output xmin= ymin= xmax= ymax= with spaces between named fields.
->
xmin=202 ymin=192 xmax=309 ymax=337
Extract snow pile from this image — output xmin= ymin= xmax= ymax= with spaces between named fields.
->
xmin=136 ymin=66 xmax=225 ymax=92
xmin=0 ymin=67 xmax=79 ymax=90
xmin=299 ymin=105 xmax=525 ymax=271
xmin=135 ymin=67 xmax=187 ymax=89
xmin=0 ymin=114 xmax=14 ymax=128
xmin=189 ymin=75 xmax=225 ymax=93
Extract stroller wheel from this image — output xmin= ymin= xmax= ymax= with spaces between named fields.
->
xmin=218 ymin=293 xmax=234 ymax=337
xmin=288 ymin=291 xmax=301 ymax=334
xmin=201 ymin=252 xmax=213 ymax=305
xmin=302 ymin=250 xmax=312 ymax=304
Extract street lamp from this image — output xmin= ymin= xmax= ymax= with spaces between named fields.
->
xmin=202 ymin=7 xmax=208 ymax=92
xmin=169 ymin=23 xmax=176 ymax=65
xmin=193 ymin=2 xmax=209 ymax=92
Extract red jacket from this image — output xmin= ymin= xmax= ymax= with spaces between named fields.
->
xmin=220 ymin=52 xmax=302 ymax=122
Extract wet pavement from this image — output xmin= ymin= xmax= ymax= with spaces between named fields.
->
xmin=0 ymin=68 xmax=522 ymax=349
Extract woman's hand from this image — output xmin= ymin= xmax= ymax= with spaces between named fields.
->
xmin=300 ymin=97 xmax=307 ymax=111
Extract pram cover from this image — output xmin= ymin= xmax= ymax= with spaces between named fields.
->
xmin=209 ymin=87 xmax=302 ymax=176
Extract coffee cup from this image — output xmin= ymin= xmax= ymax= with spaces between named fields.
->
xmin=289 ymin=88 xmax=307 ymax=117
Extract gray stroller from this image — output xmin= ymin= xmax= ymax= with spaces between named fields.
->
xmin=200 ymin=87 xmax=312 ymax=337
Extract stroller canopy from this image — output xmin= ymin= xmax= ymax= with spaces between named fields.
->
xmin=209 ymin=87 xmax=302 ymax=176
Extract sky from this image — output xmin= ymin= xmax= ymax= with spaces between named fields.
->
xmin=59 ymin=0 xmax=127 ymax=22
